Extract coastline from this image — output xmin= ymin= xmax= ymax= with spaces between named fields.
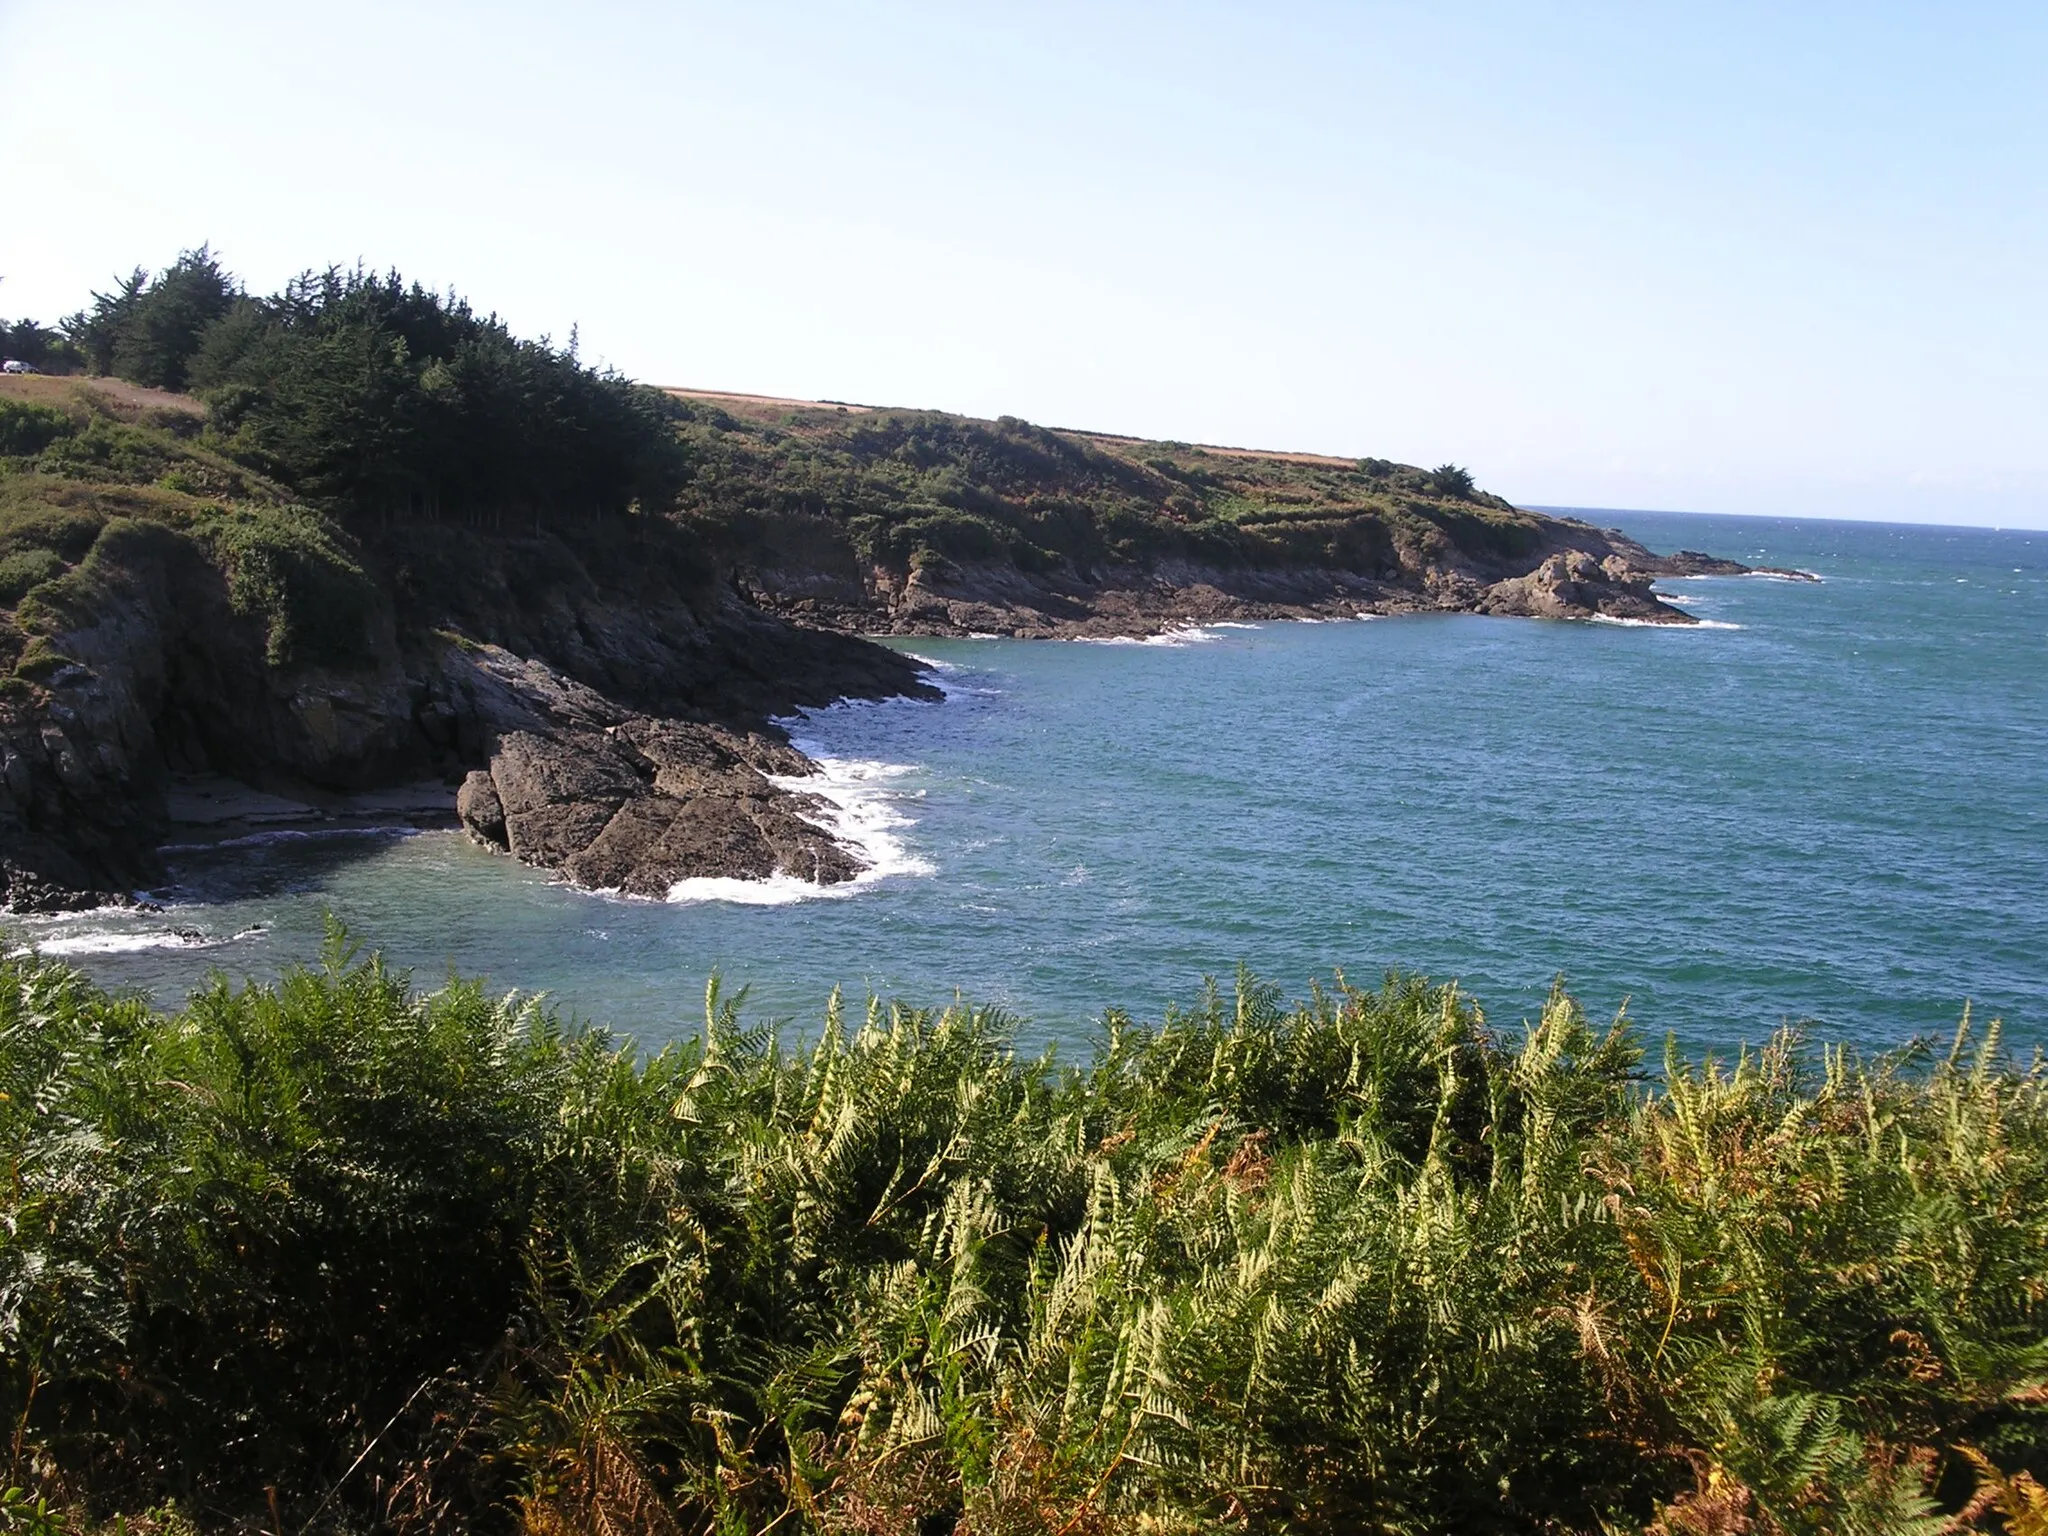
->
xmin=1 ymin=538 xmax=1803 ymax=916
xmin=0 ymin=373 xmax=1813 ymax=914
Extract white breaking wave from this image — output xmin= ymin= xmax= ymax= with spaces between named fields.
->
xmin=1591 ymin=615 xmax=1745 ymax=630
xmin=902 ymin=658 xmax=1001 ymax=700
xmin=1660 ymin=569 xmax=1823 ymax=585
xmin=666 ymin=755 xmax=934 ymax=906
xmin=34 ymin=925 xmax=267 ymax=957
xmin=1071 ymin=623 xmax=1232 ymax=647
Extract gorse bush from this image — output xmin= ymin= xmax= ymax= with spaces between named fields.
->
xmin=2 ymin=937 xmax=2043 ymax=1535
xmin=200 ymin=503 xmax=380 ymax=667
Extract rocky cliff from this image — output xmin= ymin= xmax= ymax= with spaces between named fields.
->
xmin=0 ymin=486 xmax=933 ymax=911
xmin=673 ymin=395 xmax=1757 ymax=638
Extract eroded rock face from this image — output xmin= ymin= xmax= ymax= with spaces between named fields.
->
xmin=1479 ymin=552 xmax=1695 ymax=624
xmin=444 ymin=644 xmax=861 ymax=899
xmin=0 ymin=519 xmax=930 ymax=910
xmin=733 ymin=510 xmax=1774 ymax=638
xmin=0 ymin=522 xmax=420 ymax=907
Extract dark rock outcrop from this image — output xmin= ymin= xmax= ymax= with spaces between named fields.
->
xmin=1479 ymin=551 xmax=1695 ymax=623
xmin=1653 ymin=549 xmax=1817 ymax=581
xmin=441 ymin=642 xmax=860 ymax=898
xmin=0 ymin=520 xmax=934 ymax=910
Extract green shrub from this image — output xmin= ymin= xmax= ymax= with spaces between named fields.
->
xmin=9 ymin=593 xmax=54 ymax=636
xmin=0 ymin=549 xmax=66 ymax=604
xmin=0 ymin=472 xmax=221 ymax=542
xmin=35 ymin=416 xmax=178 ymax=483
xmin=0 ymin=501 xmax=102 ymax=562
xmin=199 ymin=502 xmax=378 ymax=668
xmin=1429 ymin=462 xmax=1476 ymax=498
xmin=12 ymin=636 xmax=75 ymax=679
xmin=0 ymin=399 xmax=75 ymax=457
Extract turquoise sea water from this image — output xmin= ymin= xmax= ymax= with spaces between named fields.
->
xmin=18 ymin=511 xmax=2046 ymax=1054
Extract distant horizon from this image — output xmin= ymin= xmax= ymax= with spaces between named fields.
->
xmin=1524 ymin=504 xmax=2047 ymax=537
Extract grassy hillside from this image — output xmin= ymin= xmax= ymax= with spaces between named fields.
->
xmin=1 ymin=247 xmax=1577 ymax=662
xmin=666 ymin=389 xmax=1547 ymax=587
xmin=2 ymin=940 xmax=2043 ymax=1535
xmin=0 ymin=375 xmax=381 ymax=684
xmin=0 ymin=369 xmax=1547 ymax=689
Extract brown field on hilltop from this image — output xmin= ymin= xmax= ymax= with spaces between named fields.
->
xmin=0 ymin=372 xmax=204 ymax=419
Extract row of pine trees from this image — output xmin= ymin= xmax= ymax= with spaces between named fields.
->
xmin=9 ymin=249 xmax=688 ymax=532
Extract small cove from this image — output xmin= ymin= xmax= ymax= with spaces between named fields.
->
xmin=20 ymin=510 xmax=2047 ymax=1054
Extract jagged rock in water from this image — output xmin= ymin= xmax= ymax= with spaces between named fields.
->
xmin=444 ymin=645 xmax=861 ymax=899
xmin=1479 ymin=551 xmax=1695 ymax=623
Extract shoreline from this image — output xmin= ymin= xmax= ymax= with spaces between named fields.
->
xmin=26 ymin=578 xmax=1798 ymax=921
xmin=54 ymin=591 xmax=1779 ymax=923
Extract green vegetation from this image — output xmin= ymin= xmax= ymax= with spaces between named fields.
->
xmin=2 ymin=936 xmax=2042 ymax=1534
xmin=0 ymin=250 xmax=733 ymax=700
xmin=0 ymin=319 xmax=83 ymax=377
xmin=670 ymin=404 xmax=1543 ymax=580
xmin=0 ymin=247 xmax=1571 ymax=733
xmin=7 ymin=249 xmax=1549 ymax=616
xmin=57 ymin=248 xmax=688 ymax=530
xmin=0 ymin=382 xmax=377 ymax=684
xmin=64 ymin=249 xmax=239 ymax=390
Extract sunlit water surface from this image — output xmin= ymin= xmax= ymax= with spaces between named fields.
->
xmin=19 ymin=512 xmax=2046 ymax=1055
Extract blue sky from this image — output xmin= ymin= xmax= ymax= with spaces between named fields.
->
xmin=2 ymin=1 xmax=2042 ymax=527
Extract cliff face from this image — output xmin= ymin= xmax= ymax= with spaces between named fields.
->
xmin=724 ymin=505 xmax=1703 ymax=638
xmin=0 ymin=519 xmax=420 ymax=908
xmin=671 ymin=396 xmax=1714 ymax=637
xmin=0 ymin=511 xmax=934 ymax=911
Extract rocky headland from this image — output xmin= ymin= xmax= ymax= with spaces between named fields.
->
xmin=0 ymin=367 xmax=1801 ymax=915
xmin=738 ymin=517 xmax=1738 ymax=639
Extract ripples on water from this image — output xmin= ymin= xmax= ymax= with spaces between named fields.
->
xmin=17 ymin=512 xmax=2046 ymax=1054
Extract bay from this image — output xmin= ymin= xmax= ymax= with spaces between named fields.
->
xmin=18 ymin=510 xmax=2046 ymax=1054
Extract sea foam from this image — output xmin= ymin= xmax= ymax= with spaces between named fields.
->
xmin=666 ymin=754 xmax=934 ymax=906
xmin=33 ymin=925 xmax=267 ymax=957
xmin=1591 ymin=615 xmax=1744 ymax=630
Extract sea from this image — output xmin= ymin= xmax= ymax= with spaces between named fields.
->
xmin=14 ymin=511 xmax=2045 ymax=1056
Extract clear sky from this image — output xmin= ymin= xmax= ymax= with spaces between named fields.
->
xmin=2 ymin=1 xmax=2043 ymax=527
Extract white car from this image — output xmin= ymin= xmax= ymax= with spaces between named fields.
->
xmin=1 ymin=359 xmax=41 ymax=374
